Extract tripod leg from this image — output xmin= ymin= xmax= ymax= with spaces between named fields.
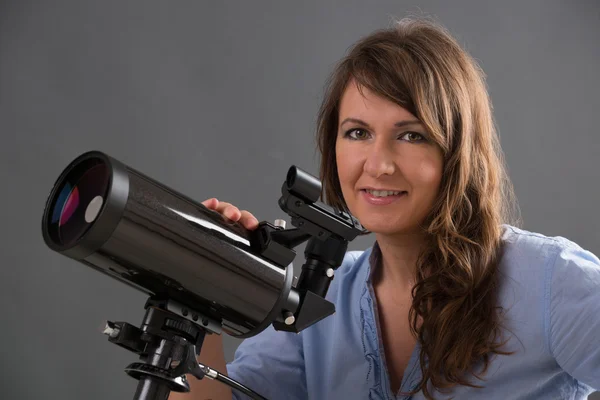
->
xmin=134 ymin=377 xmax=171 ymax=400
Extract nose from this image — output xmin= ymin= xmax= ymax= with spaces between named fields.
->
xmin=363 ymin=141 xmax=396 ymax=178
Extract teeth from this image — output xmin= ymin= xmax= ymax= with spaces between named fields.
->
xmin=366 ymin=189 xmax=403 ymax=197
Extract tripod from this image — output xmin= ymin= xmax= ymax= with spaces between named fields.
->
xmin=104 ymin=297 xmax=267 ymax=400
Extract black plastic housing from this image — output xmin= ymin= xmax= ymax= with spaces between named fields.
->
xmin=41 ymin=151 xmax=295 ymax=338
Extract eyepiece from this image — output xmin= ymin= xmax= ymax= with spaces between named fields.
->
xmin=285 ymin=166 xmax=321 ymax=203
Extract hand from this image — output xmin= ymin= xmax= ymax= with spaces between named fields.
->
xmin=201 ymin=198 xmax=260 ymax=230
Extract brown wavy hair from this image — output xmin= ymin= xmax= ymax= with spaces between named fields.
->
xmin=316 ymin=17 xmax=521 ymax=398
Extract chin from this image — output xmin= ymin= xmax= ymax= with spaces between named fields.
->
xmin=359 ymin=219 xmax=411 ymax=236
xmin=356 ymin=212 xmax=426 ymax=236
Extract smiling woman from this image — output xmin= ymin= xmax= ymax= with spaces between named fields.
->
xmin=175 ymin=16 xmax=600 ymax=400
xmin=334 ymin=80 xmax=444 ymax=238
xmin=313 ymin=20 xmax=517 ymax=396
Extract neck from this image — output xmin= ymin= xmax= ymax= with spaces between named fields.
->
xmin=373 ymin=231 xmax=429 ymax=289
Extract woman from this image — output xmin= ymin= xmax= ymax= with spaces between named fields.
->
xmin=174 ymin=17 xmax=600 ymax=399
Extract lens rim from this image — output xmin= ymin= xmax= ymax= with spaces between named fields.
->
xmin=42 ymin=151 xmax=130 ymax=260
xmin=47 ymin=160 xmax=108 ymax=247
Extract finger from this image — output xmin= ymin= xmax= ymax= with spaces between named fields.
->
xmin=213 ymin=201 xmax=233 ymax=213
xmin=202 ymin=200 xmax=247 ymax=225
xmin=208 ymin=200 xmax=237 ymax=217
xmin=201 ymin=198 xmax=219 ymax=210
xmin=221 ymin=204 xmax=242 ymax=221
xmin=239 ymin=210 xmax=259 ymax=230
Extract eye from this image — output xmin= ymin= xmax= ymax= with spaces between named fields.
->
xmin=400 ymin=131 xmax=426 ymax=142
xmin=344 ymin=128 xmax=370 ymax=140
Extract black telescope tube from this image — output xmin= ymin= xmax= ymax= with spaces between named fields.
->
xmin=41 ymin=151 xmax=295 ymax=338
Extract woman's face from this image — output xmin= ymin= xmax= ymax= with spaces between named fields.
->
xmin=335 ymin=81 xmax=444 ymax=236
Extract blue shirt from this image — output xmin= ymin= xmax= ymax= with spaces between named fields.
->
xmin=226 ymin=225 xmax=600 ymax=399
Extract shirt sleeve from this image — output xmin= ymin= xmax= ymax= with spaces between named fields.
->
xmin=226 ymin=325 xmax=306 ymax=400
xmin=548 ymin=239 xmax=600 ymax=390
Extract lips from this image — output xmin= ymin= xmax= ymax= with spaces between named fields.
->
xmin=363 ymin=189 xmax=405 ymax=196
xmin=360 ymin=189 xmax=407 ymax=205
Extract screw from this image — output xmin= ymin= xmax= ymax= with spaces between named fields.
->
xmin=283 ymin=311 xmax=295 ymax=326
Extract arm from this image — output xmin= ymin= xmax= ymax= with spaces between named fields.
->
xmin=226 ymin=325 xmax=306 ymax=400
xmin=548 ymin=239 xmax=600 ymax=390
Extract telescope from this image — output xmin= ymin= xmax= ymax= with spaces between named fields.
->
xmin=41 ymin=151 xmax=364 ymax=400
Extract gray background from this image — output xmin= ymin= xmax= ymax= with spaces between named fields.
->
xmin=1 ymin=0 xmax=598 ymax=399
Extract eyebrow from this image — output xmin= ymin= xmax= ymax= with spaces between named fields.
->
xmin=339 ymin=117 xmax=423 ymax=130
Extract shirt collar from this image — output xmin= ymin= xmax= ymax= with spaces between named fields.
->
xmin=366 ymin=240 xmax=382 ymax=284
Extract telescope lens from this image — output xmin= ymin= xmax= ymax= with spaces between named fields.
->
xmin=47 ymin=159 xmax=110 ymax=247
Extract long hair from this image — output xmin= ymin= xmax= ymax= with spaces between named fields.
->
xmin=316 ymin=17 xmax=520 ymax=398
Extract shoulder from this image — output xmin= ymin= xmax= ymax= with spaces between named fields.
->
xmin=499 ymin=224 xmax=599 ymax=272
xmin=501 ymin=224 xmax=578 ymax=252
xmin=498 ymin=224 xmax=600 ymax=321
xmin=501 ymin=227 xmax=600 ymax=388
xmin=495 ymin=224 xmax=600 ymax=316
